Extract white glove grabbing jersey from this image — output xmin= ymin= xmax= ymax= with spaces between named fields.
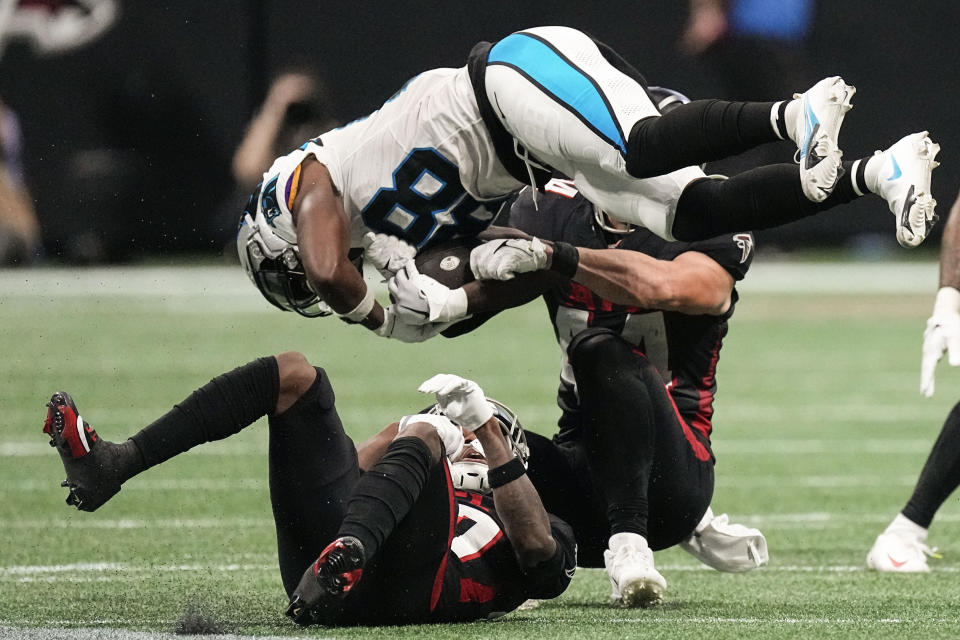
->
xmin=398 ymin=413 xmax=464 ymax=458
xmin=418 ymin=374 xmax=494 ymax=431
xmin=388 ymin=262 xmax=469 ymax=324
xmin=469 ymin=237 xmax=548 ymax=281
xmin=921 ymin=286 xmax=960 ymax=397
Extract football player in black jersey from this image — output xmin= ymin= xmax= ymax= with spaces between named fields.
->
xmin=42 ymin=353 xmax=576 ymax=626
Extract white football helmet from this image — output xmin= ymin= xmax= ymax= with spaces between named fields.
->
xmin=429 ymin=398 xmax=530 ymax=494
xmin=236 ymin=178 xmax=332 ymax=317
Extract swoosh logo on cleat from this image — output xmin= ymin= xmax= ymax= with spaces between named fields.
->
xmin=804 ymin=123 xmax=821 ymax=168
xmin=888 ymin=155 xmax=902 ymax=181
xmin=887 ymin=554 xmax=908 ymax=568
xmin=899 ymin=185 xmax=917 ymax=233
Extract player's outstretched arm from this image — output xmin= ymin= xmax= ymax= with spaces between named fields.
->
xmin=563 ymin=246 xmax=735 ymax=315
xmin=921 ymin=188 xmax=960 ymax=396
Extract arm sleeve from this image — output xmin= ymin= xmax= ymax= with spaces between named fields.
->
xmin=519 ymin=515 xmax=578 ymax=599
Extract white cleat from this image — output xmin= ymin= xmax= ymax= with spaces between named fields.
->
xmin=603 ymin=533 xmax=666 ymax=608
xmin=870 ymin=131 xmax=941 ymax=248
xmin=792 ymin=76 xmax=856 ymax=202
xmin=679 ymin=507 xmax=769 ymax=573
xmin=866 ymin=530 xmax=939 ymax=573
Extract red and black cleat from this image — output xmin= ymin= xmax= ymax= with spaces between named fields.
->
xmin=286 ymin=536 xmax=365 ymax=626
xmin=43 ymin=391 xmax=122 ymax=512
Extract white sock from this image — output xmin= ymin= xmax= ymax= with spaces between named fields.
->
xmin=885 ymin=513 xmax=928 ymax=541
xmin=863 ymin=152 xmax=887 ymax=194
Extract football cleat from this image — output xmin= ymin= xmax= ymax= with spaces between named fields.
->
xmin=792 ymin=76 xmax=855 ymax=202
xmin=866 ymin=530 xmax=939 ymax=573
xmin=286 ymin=536 xmax=365 ymax=626
xmin=679 ymin=507 xmax=768 ymax=573
xmin=43 ymin=391 xmax=123 ymax=511
xmin=869 ymin=131 xmax=941 ymax=248
xmin=603 ymin=533 xmax=666 ymax=608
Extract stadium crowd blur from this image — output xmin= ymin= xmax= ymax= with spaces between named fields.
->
xmin=0 ymin=0 xmax=956 ymax=264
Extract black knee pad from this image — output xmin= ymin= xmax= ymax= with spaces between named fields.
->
xmin=568 ymin=327 xmax=629 ymax=374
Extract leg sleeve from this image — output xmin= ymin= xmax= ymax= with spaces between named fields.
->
xmin=902 ymin=400 xmax=960 ymax=528
xmin=267 ymin=366 xmax=360 ymax=596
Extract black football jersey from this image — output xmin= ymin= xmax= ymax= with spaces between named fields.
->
xmin=508 ymin=180 xmax=754 ymax=442
xmin=430 ymin=488 xmax=576 ymax=622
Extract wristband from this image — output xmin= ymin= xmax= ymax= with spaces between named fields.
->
xmin=549 ymin=241 xmax=579 ymax=279
xmin=339 ymin=286 xmax=375 ymax=322
xmin=487 ymin=457 xmax=526 ymax=489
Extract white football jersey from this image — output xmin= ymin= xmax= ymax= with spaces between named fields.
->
xmin=260 ymin=67 xmax=521 ymax=251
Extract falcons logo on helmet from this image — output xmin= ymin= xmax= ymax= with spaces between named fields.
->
xmin=733 ymin=233 xmax=753 ymax=264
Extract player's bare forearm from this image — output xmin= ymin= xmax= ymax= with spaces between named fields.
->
xmin=555 ymin=246 xmax=733 ymax=315
xmin=294 ymin=158 xmax=384 ymax=328
xmin=938 ymin=188 xmax=960 ymax=290
xmin=463 ymin=271 xmax=559 ymax=314
xmin=473 ymin=419 xmax=556 ymax=567
xmin=355 ymin=422 xmax=400 ymax=471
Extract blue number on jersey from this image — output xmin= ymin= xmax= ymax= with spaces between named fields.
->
xmin=361 ymin=148 xmax=502 ymax=249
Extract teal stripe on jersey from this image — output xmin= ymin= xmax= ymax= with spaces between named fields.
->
xmin=488 ymin=33 xmax=625 ymax=153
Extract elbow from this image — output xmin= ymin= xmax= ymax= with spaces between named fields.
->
xmin=512 ymin=530 xmax=558 ymax=568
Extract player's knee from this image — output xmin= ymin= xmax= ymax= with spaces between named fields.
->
xmin=568 ymin=328 xmax=628 ymax=375
xmin=274 ymin=351 xmax=319 ymax=414
xmin=393 ymin=421 xmax=444 ymax=466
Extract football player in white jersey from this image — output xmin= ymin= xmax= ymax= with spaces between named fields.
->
xmin=237 ymin=25 xmax=939 ymax=341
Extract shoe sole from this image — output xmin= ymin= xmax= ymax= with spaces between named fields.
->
xmin=616 ymin=578 xmax=665 ymax=608
xmin=45 ymin=392 xmax=120 ymax=512
xmin=894 ymin=133 xmax=941 ymax=248
xmin=798 ymin=77 xmax=855 ymax=202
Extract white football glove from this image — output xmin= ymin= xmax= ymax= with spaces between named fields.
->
xmin=417 ymin=374 xmax=494 ymax=431
xmin=374 ymin=306 xmax=452 ymax=343
xmin=387 ymin=262 xmax=469 ymax=325
xmin=921 ymin=286 xmax=960 ymax=397
xmin=398 ymin=413 xmax=464 ymax=458
xmin=469 ymin=237 xmax=548 ymax=281
xmin=679 ymin=507 xmax=768 ymax=573
xmin=362 ymin=232 xmax=417 ymax=279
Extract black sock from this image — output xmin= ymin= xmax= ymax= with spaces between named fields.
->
xmin=626 ymin=100 xmax=778 ymax=178
xmin=902 ymin=401 xmax=960 ymax=528
xmin=128 ymin=357 xmax=279 ymax=474
xmin=672 ymin=160 xmax=862 ymax=241
xmin=336 ymin=436 xmax=433 ymax=562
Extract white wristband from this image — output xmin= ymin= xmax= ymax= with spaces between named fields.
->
xmin=339 ymin=286 xmax=376 ymax=322
xmin=434 ymin=287 xmax=469 ymax=322
xmin=933 ymin=286 xmax=960 ymax=316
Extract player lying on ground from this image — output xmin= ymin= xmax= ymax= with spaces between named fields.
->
xmin=42 ymin=354 xmax=576 ymax=626
xmin=868 ymin=187 xmax=960 ymax=572
xmin=388 ymin=175 xmax=767 ymax=606
xmin=235 ymin=25 xmax=940 ymax=341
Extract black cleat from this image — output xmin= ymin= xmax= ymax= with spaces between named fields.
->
xmin=286 ymin=536 xmax=365 ymax=626
xmin=43 ymin=392 xmax=123 ymax=512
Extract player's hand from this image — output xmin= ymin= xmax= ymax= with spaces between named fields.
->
xmin=470 ymin=237 xmax=548 ymax=281
xmin=388 ymin=262 xmax=469 ymax=325
xmin=920 ymin=287 xmax=960 ymax=397
xmin=362 ymin=232 xmax=416 ymax=279
xmin=399 ymin=412 xmax=465 ymax=458
xmin=374 ymin=306 xmax=452 ymax=343
xmin=418 ymin=374 xmax=493 ymax=431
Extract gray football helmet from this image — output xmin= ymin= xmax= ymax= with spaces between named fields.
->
xmin=236 ymin=180 xmax=332 ymax=317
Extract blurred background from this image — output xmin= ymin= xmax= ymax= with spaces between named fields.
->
xmin=0 ymin=0 xmax=957 ymax=265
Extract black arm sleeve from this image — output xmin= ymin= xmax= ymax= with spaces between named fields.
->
xmin=520 ymin=515 xmax=578 ymax=599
